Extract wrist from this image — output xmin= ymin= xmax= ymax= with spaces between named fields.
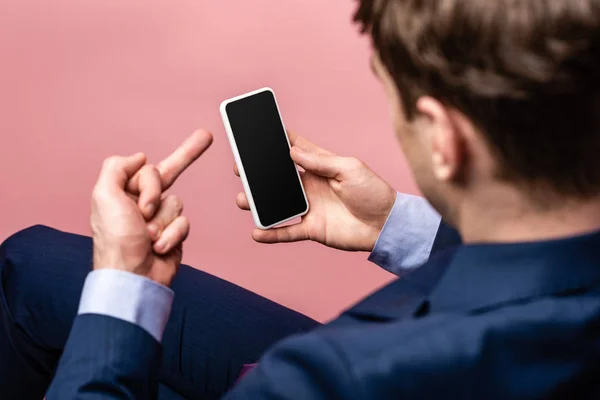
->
xmin=365 ymin=191 xmax=398 ymax=251
xmin=93 ymin=248 xmax=151 ymax=274
xmin=363 ymin=226 xmax=385 ymax=252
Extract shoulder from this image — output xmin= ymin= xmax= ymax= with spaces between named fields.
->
xmin=319 ymin=290 xmax=600 ymax=398
xmin=231 ymin=249 xmax=600 ymax=399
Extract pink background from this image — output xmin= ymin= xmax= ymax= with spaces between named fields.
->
xmin=0 ymin=0 xmax=418 ymax=322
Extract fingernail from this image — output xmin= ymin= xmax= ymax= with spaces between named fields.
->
xmin=145 ymin=203 xmax=155 ymax=216
xmin=147 ymin=223 xmax=159 ymax=238
xmin=155 ymin=239 xmax=167 ymax=252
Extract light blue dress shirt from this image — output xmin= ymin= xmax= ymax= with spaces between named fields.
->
xmin=78 ymin=193 xmax=442 ymax=342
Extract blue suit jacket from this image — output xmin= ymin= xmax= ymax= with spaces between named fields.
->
xmin=47 ymin=223 xmax=600 ymax=398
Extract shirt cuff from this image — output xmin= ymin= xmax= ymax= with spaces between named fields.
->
xmin=77 ymin=269 xmax=174 ymax=342
xmin=368 ymin=193 xmax=441 ymax=276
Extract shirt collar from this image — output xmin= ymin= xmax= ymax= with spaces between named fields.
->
xmin=429 ymin=229 xmax=600 ymax=313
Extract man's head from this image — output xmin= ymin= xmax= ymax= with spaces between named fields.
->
xmin=356 ymin=0 xmax=600 ymax=229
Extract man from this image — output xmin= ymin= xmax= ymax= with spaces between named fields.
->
xmin=0 ymin=131 xmax=450 ymax=399
xmin=3 ymin=0 xmax=600 ymax=397
xmin=0 ymin=131 xmax=451 ymax=400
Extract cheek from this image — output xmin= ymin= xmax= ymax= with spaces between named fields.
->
xmin=389 ymin=95 xmax=410 ymax=144
xmin=398 ymin=122 xmax=433 ymax=181
xmin=393 ymin=111 xmax=414 ymax=151
xmin=392 ymin=110 xmax=407 ymax=141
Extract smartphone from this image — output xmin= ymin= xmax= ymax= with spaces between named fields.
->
xmin=220 ymin=87 xmax=309 ymax=229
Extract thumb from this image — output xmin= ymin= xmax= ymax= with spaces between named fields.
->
xmin=98 ymin=152 xmax=147 ymax=189
xmin=120 ymin=153 xmax=148 ymax=180
xmin=291 ymin=146 xmax=344 ymax=179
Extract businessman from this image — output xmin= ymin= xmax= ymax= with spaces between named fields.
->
xmin=3 ymin=0 xmax=600 ymax=398
xmin=0 ymin=131 xmax=451 ymax=399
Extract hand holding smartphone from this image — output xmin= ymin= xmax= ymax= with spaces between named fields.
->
xmin=220 ymin=88 xmax=309 ymax=229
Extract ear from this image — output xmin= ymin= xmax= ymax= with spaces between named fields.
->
xmin=416 ymin=96 xmax=465 ymax=182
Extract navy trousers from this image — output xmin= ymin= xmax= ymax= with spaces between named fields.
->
xmin=0 ymin=226 xmax=319 ymax=399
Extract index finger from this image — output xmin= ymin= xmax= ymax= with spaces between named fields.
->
xmin=287 ymin=130 xmax=333 ymax=155
xmin=158 ymin=129 xmax=213 ymax=190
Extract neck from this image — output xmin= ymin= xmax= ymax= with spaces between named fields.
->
xmin=457 ymin=185 xmax=600 ymax=244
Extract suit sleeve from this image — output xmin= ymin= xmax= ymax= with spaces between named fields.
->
xmin=46 ymin=270 xmax=174 ymax=399
xmin=46 ymin=314 xmax=162 ymax=399
xmin=224 ymin=333 xmax=359 ymax=400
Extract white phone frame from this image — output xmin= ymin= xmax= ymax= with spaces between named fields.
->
xmin=220 ymin=87 xmax=309 ymax=230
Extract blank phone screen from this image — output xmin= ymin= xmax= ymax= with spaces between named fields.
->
xmin=226 ymin=90 xmax=307 ymax=227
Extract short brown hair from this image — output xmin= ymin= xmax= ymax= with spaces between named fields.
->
xmin=355 ymin=0 xmax=600 ymax=199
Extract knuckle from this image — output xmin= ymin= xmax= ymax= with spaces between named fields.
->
xmin=179 ymin=216 xmax=190 ymax=230
xmin=102 ymin=156 xmax=121 ymax=171
xmin=140 ymin=163 xmax=155 ymax=173
xmin=347 ymin=157 xmax=364 ymax=170
xmin=166 ymin=194 xmax=184 ymax=214
xmin=140 ymin=164 xmax=158 ymax=179
xmin=172 ymin=216 xmax=190 ymax=242
xmin=315 ymin=153 xmax=329 ymax=167
xmin=91 ymin=185 xmax=113 ymax=203
xmin=91 ymin=186 xmax=101 ymax=202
